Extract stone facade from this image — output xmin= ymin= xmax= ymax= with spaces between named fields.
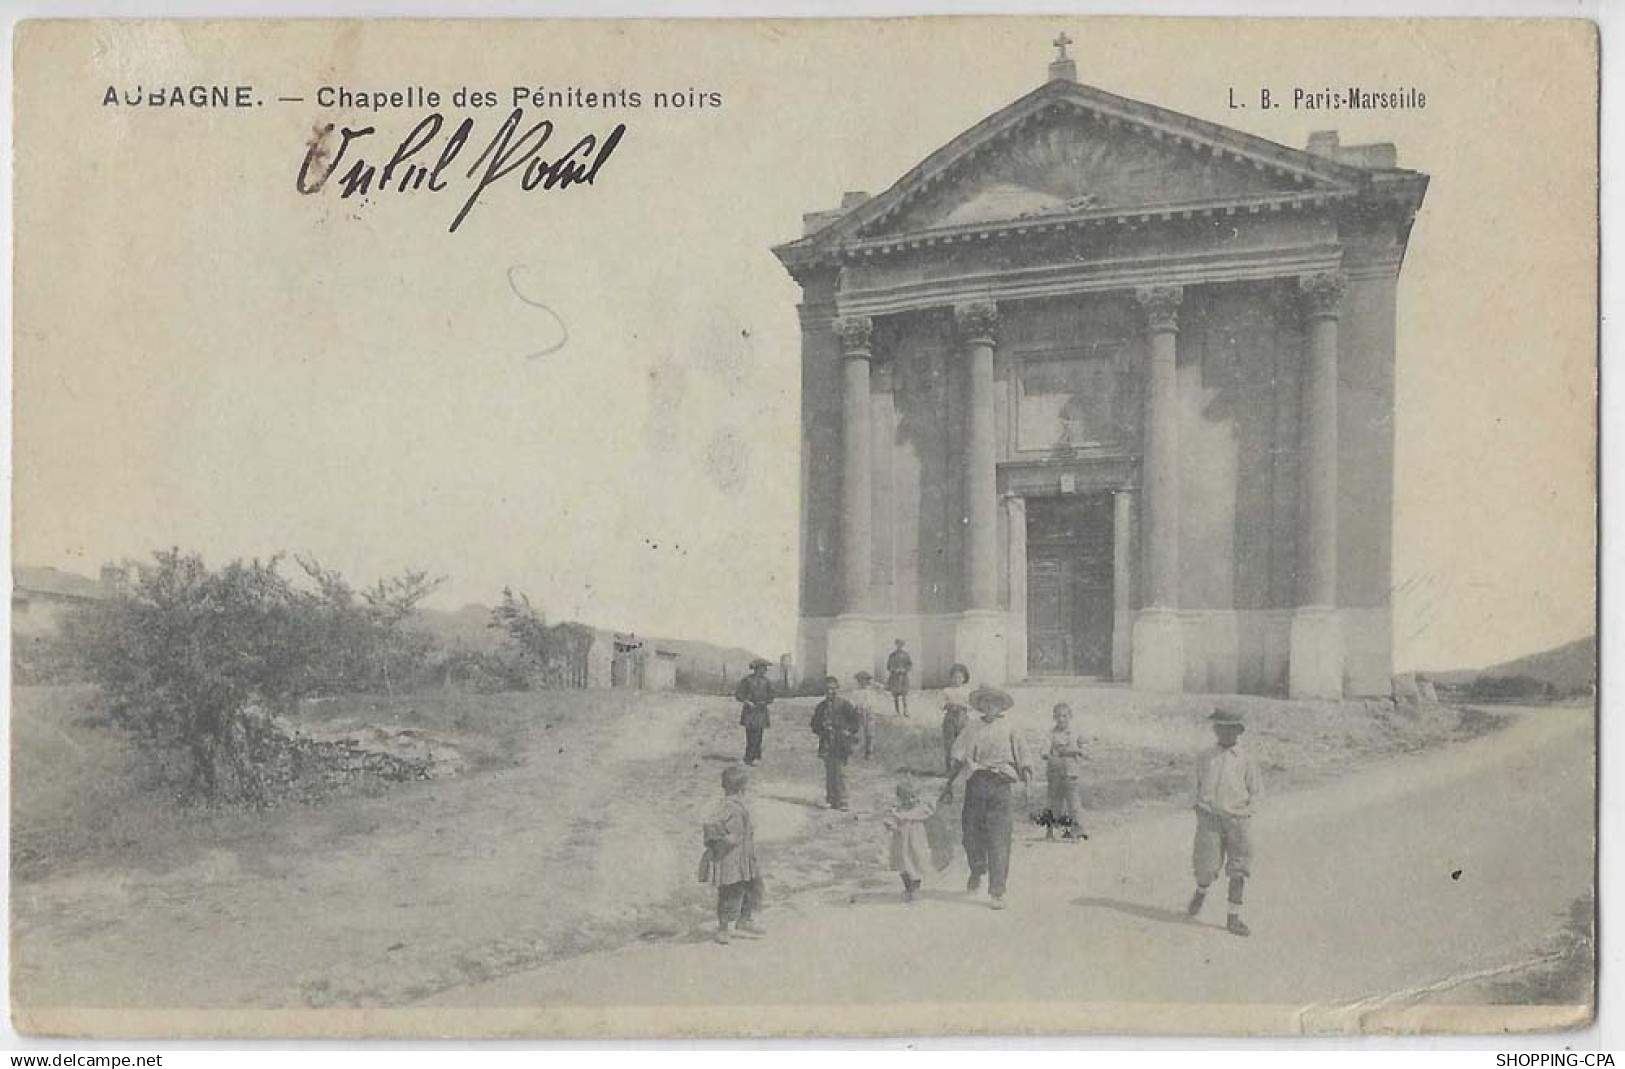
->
xmin=775 ymin=66 xmax=1426 ymax=698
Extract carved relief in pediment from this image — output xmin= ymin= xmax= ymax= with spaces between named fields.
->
xmin=872 ymin=114 xmax=1304 ymax=236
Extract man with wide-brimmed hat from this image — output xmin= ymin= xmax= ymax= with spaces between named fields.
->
xmin=1187 ymin=707 xmax=1262 ymax=937
xmin=810 ymin=675 xmax=864 ymax=809
xmin=735 ymin=657 xmax=776 ymax=766
xmin=945 ymin=685 xmax=1034 ymax=910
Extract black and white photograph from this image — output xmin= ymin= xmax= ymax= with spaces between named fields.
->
xmin=7 ymin=16 xmax=1599 ymax=1040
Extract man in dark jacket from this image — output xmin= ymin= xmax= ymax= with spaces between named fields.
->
xmin=735 ymin=657 xmax=776 ymax=766
xmin=810 ymin=675 xmax=864 ymax=810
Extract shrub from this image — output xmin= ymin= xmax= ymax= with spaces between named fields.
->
xmin=68 ymin=549 xmax=445 ymax=805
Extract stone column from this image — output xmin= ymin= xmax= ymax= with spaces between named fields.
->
xmin=953 ymin=300 xmax=1007 ymax=684
xmin=1003 ymin=494 xmax=1028 ymax=682
xmin=1289 ymin=271 xmax=1346 ymax=699
xmin=1131 ymin=285 xmax=1185 ymax=692
xmin=1111 ymin=487 xmax=1136 ymax=682
xmin=826 ymin=314 xmax=876 ymax=682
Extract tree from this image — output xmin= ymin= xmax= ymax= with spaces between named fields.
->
xmin=487 ymin=589 xmax=594 ymax=688
xmin=70 ymin=549 xmax=447 ymax=805
xmin=71 ymin=550 xmax=326 ymax=803
xmin=295 ymin=557 xmax=444 ymax=694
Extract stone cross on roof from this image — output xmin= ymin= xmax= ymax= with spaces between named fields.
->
xmin=1048 ymin=31 xmax=1078 ymax=82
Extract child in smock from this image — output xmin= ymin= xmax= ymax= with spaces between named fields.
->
xmin=883 ymin=781 xmax=938 ymax=902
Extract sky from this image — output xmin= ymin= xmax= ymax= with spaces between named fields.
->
xmin=13 ymin=18 xmax=1597 ymax=671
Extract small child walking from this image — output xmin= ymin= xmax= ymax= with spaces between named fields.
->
xmin=1044 ymin=703 xmax=1088 ymax=841
xmin=883 ymin=781 xmax=937 ymax=902
xmin=699 ymin=764 xmax=765 ymax=945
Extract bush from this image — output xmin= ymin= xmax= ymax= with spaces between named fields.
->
xmin=68 ymin=549 xmax=446 ymax=805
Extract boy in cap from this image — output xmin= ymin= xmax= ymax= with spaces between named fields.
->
xmin=735 ymin=657 xmax=776 ymax=766
xmin=1187 ymin=708 xmax=1263 ymax=937
xmin=699 ymin=764 xmax=765 ymax=945
xmin=810 ymin=675 xmax=863 ymax=809
xmin=885 ymin=639 xmax=913 ymax=717
xmin=945 ymin=685 xmax=1034 ymax=910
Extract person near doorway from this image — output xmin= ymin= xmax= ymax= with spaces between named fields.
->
xmin=944 ymin=686 xmax=1034 ymax=910
xmin=939 ymin=663 xmax=973 ymax=786
xmin=1187 ymin=708 xmax=1262 ymax=937
xmin=810 ymin=675 xmax=863 ymax=809
xmin=885 ymin=639 xmax=913 ymax=717
xmin=735 ymin=658 xmax=776 ymax=766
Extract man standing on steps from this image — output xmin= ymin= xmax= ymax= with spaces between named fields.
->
xmin=810 ymin=675 xmax=863 ymax=810
xmin=735 ymin=657 xmax=776 ymax=766
xmin=1187 ymin=707 xmax=1262 ymax=937
xmin=944 ymin=686 xmax=1034 ymax=910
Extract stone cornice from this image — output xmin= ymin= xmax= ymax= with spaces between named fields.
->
xmin=833 ymin=242 xmax=1343 ymax=319
xmin=1343 ymin=247 xmax=1405 ymax=282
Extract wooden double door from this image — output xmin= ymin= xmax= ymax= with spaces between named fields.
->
xmin=1026 ymin=494 xmax=1115 ymax=677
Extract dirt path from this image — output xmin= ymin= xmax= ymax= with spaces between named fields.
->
xmin=13 ymin=693 xmax=724 ymax=1013
xmin=425 ymin=705 xmax=1594 ymax=1037
xmin=13 ymin=687 xmax=1569 ymax=1037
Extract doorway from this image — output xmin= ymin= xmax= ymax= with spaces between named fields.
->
xmin=1026 ymin=494 xmax=1115 ymax=677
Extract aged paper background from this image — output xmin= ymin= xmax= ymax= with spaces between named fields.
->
xmin=11 ymin=17 xmax=1597 ymax=1039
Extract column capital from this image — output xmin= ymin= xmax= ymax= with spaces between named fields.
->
xmin=1297 ymin=271 xmax=1347 ymax=320
xmin=1134 ymin=285 xmax=1184 ymax=333
xmin=953 ymin=300 xmax=1000 ymax=345
xmin=833 ymin=314 xmax=874 ymax=357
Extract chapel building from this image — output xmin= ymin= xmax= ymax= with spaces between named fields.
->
xmin=773 ymin=45 xmax=1427 ymax=698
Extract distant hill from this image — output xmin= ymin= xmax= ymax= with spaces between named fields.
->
xmin=1479 ymin=636 xmax=1596 ymax=693
xmin=1427 ymin=635 xmax=1596 ymax=693
xmin=409 ymin=604 xmax=503 ymax=653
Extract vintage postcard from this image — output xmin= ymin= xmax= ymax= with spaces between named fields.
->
xmin=10 ymin=17 xmax=1598 ymax=1039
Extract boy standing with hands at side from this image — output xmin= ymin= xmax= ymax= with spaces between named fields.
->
xmin=1044 ymin=702 xmax=1088 ymax=841
xmin=1187 ymin=708 xmax=1262 ymax=937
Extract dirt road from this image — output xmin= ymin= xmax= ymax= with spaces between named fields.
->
xmin=428 ymin=705 xmax=1594 ymax=1036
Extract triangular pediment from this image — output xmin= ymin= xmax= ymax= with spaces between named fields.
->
xmin=785 ymin=79 xmax=1374 ymax=259
xmin=871 ymin=107 xmax=1316 ymax=235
